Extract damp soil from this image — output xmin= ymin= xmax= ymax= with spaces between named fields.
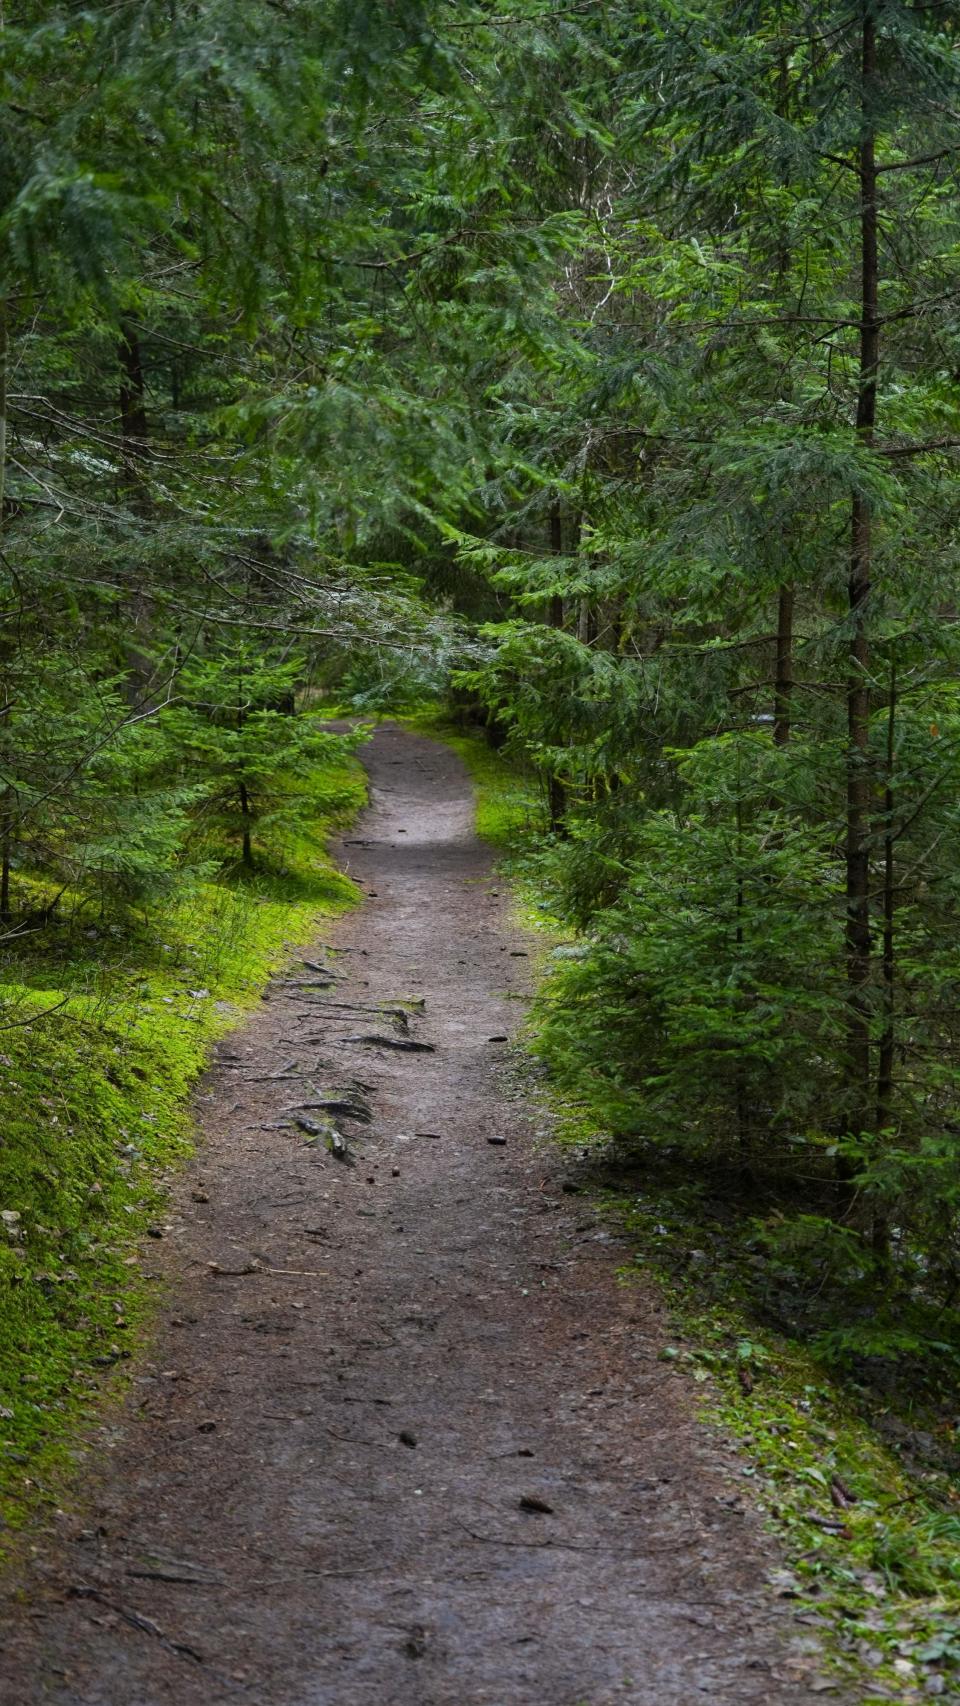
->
xmin=0 ymin=725 xmax=835 ymax=1705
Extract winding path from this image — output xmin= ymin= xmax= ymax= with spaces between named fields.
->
xmin=1 ymin=726 xmax=827 ymax=1705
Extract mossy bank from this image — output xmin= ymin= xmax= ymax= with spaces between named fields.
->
xmin=431 ymin=712 xmax=960 ymax=1704
xmin=0 ymin=738 xmax=366 ymax=1548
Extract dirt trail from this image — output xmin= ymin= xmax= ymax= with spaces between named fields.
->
xmin=1 ymin=725 xmax=830 ymax=1705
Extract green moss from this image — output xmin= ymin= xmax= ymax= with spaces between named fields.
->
xmin=0 ymin=748 xmax=365 ymax=1543
xmin=607 ymin=1182 xmax=960 ymax=1696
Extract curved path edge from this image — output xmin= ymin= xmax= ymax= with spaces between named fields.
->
xmin=0 ymin=725 xmax=831 ymax=1706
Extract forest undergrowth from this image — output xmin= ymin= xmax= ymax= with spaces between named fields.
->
xmin=0 ymin=731 xmax=366 ymax=1549
xmin=431 ymin=709 xmax=960 ymax=1702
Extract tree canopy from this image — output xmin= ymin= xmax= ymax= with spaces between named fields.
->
xmin=4 ymin=0 xmax=960 ymax=1379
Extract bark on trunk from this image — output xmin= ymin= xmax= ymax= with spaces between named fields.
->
xmin=549 ymin=501 xmax=564 ymax=631
xmin=118 ymin=322 xmax=155 ymax=700
xmin=1 ymin=830 xmax=11 ymax=923
xmin=239 ymin=777 xmax=254 ymax=869
xmin=118 ymin=322 xmax=149 ymax=456
xmin=841 ymin=9 xmax=879 ymax=1183
xmin=0 ymin=308 xmax=13 ymax=919
xmin=876 ymin=664 xmax=896 ymax=1129
xmin=872 ymin=662 xmax=896 ymax=1265
xmin=547 ymin=501 xmax=567 ymax=832
xmin=0 ymin=301 xmax=8 ymax=527
xmin=773 ymin=584 xmax=794 ymax=746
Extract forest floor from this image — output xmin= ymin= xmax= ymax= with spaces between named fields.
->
xmin=0 ymin=724 xmax=836 ymax=1705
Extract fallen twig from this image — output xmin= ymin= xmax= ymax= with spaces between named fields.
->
xmin=454 ymin=1519 xmax=599 ymax=1554
xmin=67 ymin=1585 xmax=241 ymax=1683
xmin=339 ymin=1034 xmax=435 ymax=1053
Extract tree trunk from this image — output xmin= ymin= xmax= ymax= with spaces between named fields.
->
xmin=875 ymin=663 xmax=896 ymax=1129
xmin=118 ymin=322 xmax=149 ymax=463
xmin=118 ymin=321 xmax=155 ymax=700
xmin=239 ymin=777 xmax=254 ymax=869
xmin=841 ymin=9 xmax=879 ymax=1188
xmin=0 ymin=300 xmax=8 ymax=528
xmin=872 ymin=661 xmax=896 ymax=1266
xmin=0 ymin=307 xmax=13 ymax=919
xmin=548 ymin=500 xmax=564 ymax=631
xmin=547 ymin=500 xmax=567 ymax=832
xmin=772 ymin=583 xmax=793 ymax=746
xmin=1 ymin=828 xmax=11 ymax=923
xmin=734 ymin=787 xmax=751 ymax=1159
xmin=771 ymin=41 xmax=794 ymax=755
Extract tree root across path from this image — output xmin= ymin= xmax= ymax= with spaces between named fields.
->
xmin=0 ymin=724 xmax=835 ymax=1705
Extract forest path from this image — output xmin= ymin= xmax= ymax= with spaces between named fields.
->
xmin=1 ymin=725 xmax=829 ymax=1706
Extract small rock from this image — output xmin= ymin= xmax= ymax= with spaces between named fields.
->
xmin=404 ymin=1624 xmax=427 ymax=1659
xmin=487 ymin=1135 xmax=507 ymax=1147
xmin=519 ymin=1494 xmax=554 ymax=1515
xmin=398 ymin=1429 xmax=417 ymax=1448
xmin=769 ymin=1568 xmax=801 ymax=1597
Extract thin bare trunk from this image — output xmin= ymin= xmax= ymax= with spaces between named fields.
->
xmin=0 ymin=301 xmax=7 ymax=527
xmin=118 ymin=322 xmax=153 ymax=699
xmin=237 ymin=652 xmax=254 ymax=867
xmin=876 ymin=664 xmax=896 ymax=1128
xmin=872 ymin=662 xmax=896 ymax=1265
xmin=0 ymin=307 xmax=12 ymax=916
xmin=734 ymin=786 xmax=750 ymax=1158
xmin=547 ymin=501 xmax=567 ymax=832
xmin=548 ymin=500 xmax=564 ymax=631
xmin=1 ymin=830 xmax=10 ymax=922
xmin=841 ymin=10 xmax=878 ymax=1185
xmin=118 ymin=322 xmax=149 ymax=459
xmin=773 ymin=584 xmax=794 ymax=746
xmin=239 ymin=777 xmax=253 ymax=869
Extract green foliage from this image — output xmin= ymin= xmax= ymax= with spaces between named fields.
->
xmin=0 ymin=740 xmax=364 ymax=1536
xmin=5 ymin=5 xmax=960 ymax=1694
xmin=421 ymin=714 xmax=960 ymax=1689
xmin=163 ymin=649 xmax=362 ymax=870
xmin=606 ymin=1173 xmax=960 ymax=1695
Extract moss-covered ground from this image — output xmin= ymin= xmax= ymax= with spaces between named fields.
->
xmin=0 ymin=739 xmax=366 ymax=1549
xmin=426 ymin=712 xmax=960 ymax=1704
